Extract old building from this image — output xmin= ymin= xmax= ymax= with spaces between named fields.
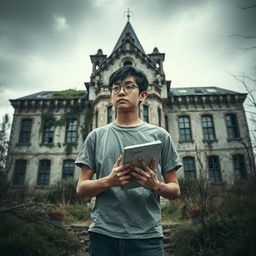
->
xmin=7 ymin=21 xmax=254 ymax=193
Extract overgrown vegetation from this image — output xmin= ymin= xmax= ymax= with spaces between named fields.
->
xmin=172 ymin=178 xmax=256 ymax=256
xmin=44 ymin=178 xmax=82 ymax=205
xmin=81 ymin=105 xmax=94 ymax=140
xmin=0 ymin=210 xmax=80 ymax=256
xmin=52 ymin=89 xmax=85 ymax=99
xmin=40 ymin=103 xmax=94 ymax=155
xmin=44 ymin=178 xmax=92 ymax=224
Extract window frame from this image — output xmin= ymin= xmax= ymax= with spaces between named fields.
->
xmin=208 ymin=155 xmax=222 ymax=183
xmin=62 ymin=159 xmax=75 ymax=179
xmin=165 ymin=115 xmax=169 ymax=132
xmin=183 ymin=156 xmax=196 ymax=178
xmin=158 ymin=108 xmax=162 ymax=127
xmin=178 ymin=115 xmax=193 ymax=141
xmin=37 ymin=159 xmax=51 ymax=186
xmin=232 ymin=154 xmax=247 ymax=180
xmin=201 ymin=114 xmax=216 ymax=141
xmin=42 ymin=120 xmax=55 ymax=144
xmin=143 ymin=105 xmax=149 ymax=123
xmin=107 ymin=105 xmax=113 ymax=124
xmin=12 ymin=159 xmax=27 ymax=185
xmin=65 ymin=119 xmax=78 ymax=143
xmin=225 ymin=113 xmax=240 ymax=139
xmin=18 ymin=119 xmax=33 ymax=144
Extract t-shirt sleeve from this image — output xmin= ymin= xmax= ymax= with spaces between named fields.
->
xmin=161 ymin=132 xmax=182 ymax=174
xmin=75 ymin=131 xmax=96 ymax=171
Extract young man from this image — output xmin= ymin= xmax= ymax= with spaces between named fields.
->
xmin=75 ymin=66 xmax=181 ymax=256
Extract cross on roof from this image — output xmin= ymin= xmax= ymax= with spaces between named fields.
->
xmin=125 ymin=8 xmax=132 ymax=22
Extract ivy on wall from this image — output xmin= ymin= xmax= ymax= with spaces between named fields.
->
xmin=81 ymin=104 xmax=94 ymax=141
xmin=40 ymin=103 xmax=94 ymax=155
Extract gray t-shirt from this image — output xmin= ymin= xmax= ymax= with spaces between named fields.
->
xmin=75 ymin=122 xmax=181 ymax=239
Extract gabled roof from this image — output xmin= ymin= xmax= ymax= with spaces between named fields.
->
xmin=112 ymin=21 xmax=145 ymax=54
xmin=170 ymin=87 xmax=246 ymax=96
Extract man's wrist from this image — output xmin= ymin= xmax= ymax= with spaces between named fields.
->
xmin=150 ymin=181 xmax=162 ymax=195
xmin=101 ymin=176 xmax=112 ymax=189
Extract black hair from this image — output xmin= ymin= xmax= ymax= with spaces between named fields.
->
xmin=108 ymin=66 xmax=149 ymax=93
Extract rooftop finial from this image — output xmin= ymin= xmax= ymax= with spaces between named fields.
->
xmin=126 ymin=8 xmax=132 ymax=22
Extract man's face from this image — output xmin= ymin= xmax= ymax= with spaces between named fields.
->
xmin=110 ymin=76 xmax=147 ymax=112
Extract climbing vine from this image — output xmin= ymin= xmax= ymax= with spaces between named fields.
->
xmin=81 ymin=105 xmax=94 ymax=141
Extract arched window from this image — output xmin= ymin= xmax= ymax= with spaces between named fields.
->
xmin=65 ymin=119 xmax=78 ymax=143
xmin=208 ymin=156 xmax=222 ymax=183
xmin=225 ymin=113 xmax=240 ymax=139
xmin=143 ymin=105 xmax=149 ymax=123
xmin=178 ymin=116 xmax=192 ymax=141
xmin=37 ymin=159 xmax=51 ymax=185
xmin=62 ymin=160 xmax=75 ymax=179
xmin=13 ymin=159 xmax=27 ymax=185
xmin=107 ymin=106 xmax=113 ymax=124
xmin=19 ymin=119 xmax=32 ymax=144
xmin=158 ymin=108 xmax=161 ymax=127
xmin=42 ymin=120 xmax=54 ymax=144
xmin=201 ymin=115 xmax=215 ymax=140
xmin=233 ymin=154 xmax=247 ymax=180
xmin=183 ymin=157 xmax=196 ymax=178
xmin=123 ymin=60 xmax=133 ymax=66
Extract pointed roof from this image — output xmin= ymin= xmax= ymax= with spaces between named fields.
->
xmin=112 ymin=21 xmax=145 ymax=54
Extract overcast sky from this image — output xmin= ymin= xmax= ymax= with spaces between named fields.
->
xmin=0 ymin=0 xmax=256 ymax=120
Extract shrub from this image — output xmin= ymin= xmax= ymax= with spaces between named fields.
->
xmin=65 ymin=204 xmax=91 ymax=221
xmin=0 ymin=212 xmax=80 ymax=256
xmin=172 ymin=179 xmax=256 ymax=256
xmin=161 ymin=200 xmax=185 ymax=221
xmin=44 ymin=178 xmax=81 ymax=204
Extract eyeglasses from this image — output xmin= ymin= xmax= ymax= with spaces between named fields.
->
xmin=111 ymin=84 xmax=138 ymax=94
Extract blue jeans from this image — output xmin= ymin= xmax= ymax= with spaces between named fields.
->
xmin=88 ymin=232 xmax=164 ymax=256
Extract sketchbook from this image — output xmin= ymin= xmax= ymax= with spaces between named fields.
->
xmin=121 ymin=140 xmax=162 ymax=190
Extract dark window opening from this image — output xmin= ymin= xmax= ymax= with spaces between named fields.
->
xmin=19 ymin=119 xmax=32 ymax=144
xmin=13 ymin=159 xmax=27 ymax=185
xmin=62 ymin=160 xmax=75 ymax=179
xmin=37 ymin=160 xmax=51 ymax=185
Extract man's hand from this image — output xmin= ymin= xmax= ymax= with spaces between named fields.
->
xmin=106 ymin=155 xmax=134 ymax=187
xmin=130 ymin=157 xmax=160 ymax=191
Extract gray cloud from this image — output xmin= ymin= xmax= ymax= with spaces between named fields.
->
xmin=0 ymin=0 xmax=255 ymax=118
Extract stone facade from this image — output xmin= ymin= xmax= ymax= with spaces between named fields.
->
xmin=7 ymin=21 xmax=254 ymax=192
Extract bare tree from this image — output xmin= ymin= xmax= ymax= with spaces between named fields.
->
xmin=0 ymin=114 xmax=11 ymax=200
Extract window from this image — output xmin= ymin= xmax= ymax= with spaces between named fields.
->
xmin=233 ymin=154 xmax=247 ymax=180
xmin=37 ymin=160 xmax=51 ymax=185
xmin=62 ymin=160 xmax=75 ymax=179
xmin=158 ymin=108 xmax=161 ymax=127
xmin=13 ymin=159 xmax=27 ymax=185
xmin=143 ymin=105 xmax=149 ymax=123
xmin=183 ymin=157 xmax=196 ymax=178
xmin=65 ymin=119 xmax=78 ymax=143
xmin=206 ymin=88 xmax=217 ymax=93
xmin=178 ymin=89 xmax=188 ymax=93
xmin=42 ymin=120 xmax=54 ymax=144
xmin=123 ymin=60 xmax=133 ymax=66
xmin=107 ymin=106 xmax=112 ymax=124
xmin=225 ymin=114 xmax=240 ymax=139
xmin=165 ymin=115 xmax=169 ymax=132
xmin=19 ymin=119 xmax=32 ymax=144
xmin=179 ymin=116 xmax=192 ymax=141
xmin=201 ymin=115 xmax=215 ymax=140
xmin=95 ymin=110 xmax=98 ymax=128
xmin=208 ymin=156 xmax=222 ymax=183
